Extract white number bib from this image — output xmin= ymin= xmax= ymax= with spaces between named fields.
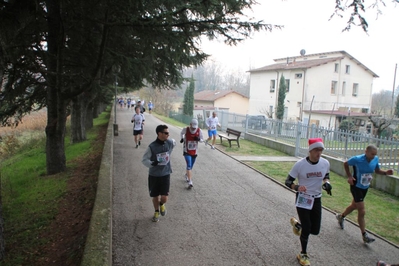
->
xmin=295 ymin=193 xmax=315 ymax=210
xmin=156 ymin=152 xmax=170 ymax=166
xmin=187 ymin=141 xmax=198 ymax=150
xmin=360 ymin=173 xmax=373 ymax=186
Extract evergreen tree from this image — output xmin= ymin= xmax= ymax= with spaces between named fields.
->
xmin=0 ymin=0 xmax=275 ymax=175
xmin=183 ymin=76 xmax=195 ymax=116
xmin=276 ymin=75 xmax=287 ymax=120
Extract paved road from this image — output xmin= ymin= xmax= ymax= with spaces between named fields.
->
xmin=112 ymin=107 xmax=399 ymax=266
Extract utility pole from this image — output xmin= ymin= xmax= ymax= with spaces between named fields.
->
xmin=307 ymin=95 xmax=315 ymax=138
xmin=392 ymin=63 xmax=397 ymax=117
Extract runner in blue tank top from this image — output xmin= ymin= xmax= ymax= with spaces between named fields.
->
xmin=336 ymin=144 xmax=393 ymax=244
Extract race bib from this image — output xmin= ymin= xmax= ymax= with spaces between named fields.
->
xmin=211 ymin=125 xmax=216 ymax=130
xmin=156 ymin=152 xmax=170 ymax=166
xmin=360 ymin=173 xmax=373 ymax=186
xmin=295 ymin=193 xmax=315 ymax=210
xmin=187 ymin=141 xmax=198 ymax=150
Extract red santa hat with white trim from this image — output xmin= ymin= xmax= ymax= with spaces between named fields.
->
xmin=308 ymin=138 xmax=324 ymax=151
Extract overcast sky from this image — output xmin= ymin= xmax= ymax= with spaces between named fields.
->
xmin=201 ymin=0 xmax=399 ymax=94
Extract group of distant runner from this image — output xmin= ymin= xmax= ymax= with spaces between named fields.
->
xmin=118 ymin=97 xmax=153 ymax=113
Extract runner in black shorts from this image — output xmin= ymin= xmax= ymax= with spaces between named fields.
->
xmin=142 ymin=125 xmax=176 ymax=222
xmin=336 ymin=145 xmax=393 ymax=244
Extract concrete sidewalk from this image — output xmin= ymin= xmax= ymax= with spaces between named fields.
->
xmin=87 ymin=106 xmax=399 ymax=266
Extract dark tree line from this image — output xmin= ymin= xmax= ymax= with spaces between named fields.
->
xmin=0 ymin=0 xmax=278 ymax=176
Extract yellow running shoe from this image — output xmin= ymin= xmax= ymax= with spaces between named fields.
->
xmin=152 ymin=211 xmax=160 ymax=222
xmin=290 ymin=217 xmax=302 ymax=236
xmin=297 ymin=253 xmax=310 ymax=266
xmin=160 ymin=204 xmax=167 ymax=216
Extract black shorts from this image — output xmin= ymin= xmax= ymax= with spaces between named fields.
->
xmin=133 ymin=129 xmax=143 ymax=136
xmin=148 ymin=174 xmax=170 ymax=197
xmin=350 ymin=185 xmax=368 ymax=202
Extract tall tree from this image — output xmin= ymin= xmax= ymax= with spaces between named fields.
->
xmin=183 ymin=76 xmax=195 ymax=117
xmin=276 ymin=75 xmax=287 ymax=120
xmin=0 ymin=0 xmax=278 ymax=175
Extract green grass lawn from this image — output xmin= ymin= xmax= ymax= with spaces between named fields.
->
xmin=0 ymin=109 xmax=110 ymax=265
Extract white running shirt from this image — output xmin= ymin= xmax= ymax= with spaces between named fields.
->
xmin=132 ymin=113 xmax=145 ymax=130
xmin=289 ymin=157 xmax=330 ymax=197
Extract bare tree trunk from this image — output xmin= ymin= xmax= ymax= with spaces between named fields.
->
xmin=46 ymin=101 xmax=68 ymax=174
xmin=45 ymin=0 xmax=67 ymax=175
xmin=86 ymin=102 xmax=94 ymax=130
xmin=70 ymin=94 xmax=87 ymax=143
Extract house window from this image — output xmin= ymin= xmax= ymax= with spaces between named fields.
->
xmin=295 ymin=73 xmax=302 ymax=79
xmin=352 ymin=83 xmax=358 ymax=96
xmin=285 ymin=79 xmax=290 ymax=92
xmin=270 ymin=80 xmax=276 ymax=92
xmin=342 ymin=81 xmax=346 ymax=96
xmin=345 ymin=65 xmax=350 ymax=74
xmin=334 ymin=63 xmax=339 ymax=72
xmin=331 ymin=81 xmax=337 ymax=95
xmin=269 ymin=105 xmax=274 ymax=116
xmin=284 ymin=107 xmax=288 ymax=119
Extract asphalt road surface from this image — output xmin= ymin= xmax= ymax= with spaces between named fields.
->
xmin=112 ymin=107 xmax=399 ymax=266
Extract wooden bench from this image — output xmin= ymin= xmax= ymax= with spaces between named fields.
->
xmin=218 ymin=128 xmax=241 ymax=148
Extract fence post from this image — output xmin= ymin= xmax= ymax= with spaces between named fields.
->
xmin=295 ymin=121 xmax=302 ymax=157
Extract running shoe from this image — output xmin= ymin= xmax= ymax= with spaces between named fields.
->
xmin=152 ymin=211 xmax=160 ymax=222
xmin=160 ymin=204 xmax=167 ymax=216
xmin=290 ymin=217 xmax=302 ymax=236
xmin=336 ymin=213 xmax=345 ymax=229
xmin=188 ymin=181 xmax=193 ymax=189
xmin=138 ymin=140 xmax=141 ymax=146
xmin=376 ymin=261 xmax=388 ymax=266
xmin=205 ymin=140 xmax=209 ymax=146
xmin=135 ymin=144 xmax=139 ymax=149
xmin=211 ymin=146 xmax=215 ymax=150
xmin=297 ymin=253 xmax=310 ymax=266
xmin=363 ymin=232 xmax=375 ymax=244
xmin=185 ymin=174 xmax=189 ymax=182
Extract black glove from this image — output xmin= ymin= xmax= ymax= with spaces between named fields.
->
xmin=193 ymin=136 xmax=200 ymax=141
xmin=151 ymin=160 xmax=159 ymax=166
xmin=180 ymin=138 xmax=184 ymax=143
xmin=322 ymin=182 xmax=332 ymax=196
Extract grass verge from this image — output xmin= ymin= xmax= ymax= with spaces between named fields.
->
xmin=0 ymin=109 xmax=110 ymax=265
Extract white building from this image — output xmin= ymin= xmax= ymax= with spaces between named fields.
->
xmin=248 ymin=51 xmax=378 ymax=129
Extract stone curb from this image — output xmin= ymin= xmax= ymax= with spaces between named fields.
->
xmin=81 ymin=108 xmax=114 ymax=266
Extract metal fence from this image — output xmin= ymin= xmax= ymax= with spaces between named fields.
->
xmin=169 ymin=110 xmax=399 ymax=172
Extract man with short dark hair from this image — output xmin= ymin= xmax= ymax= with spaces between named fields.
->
xmin=131 ymin=106 xmax=145 ymax=148
xmin=205 ymin=111 xmax=220 ymax=150
xmin=336 ymin=144 xmax=393 ymax=244
xmin=135 ymin=100 xmax=145 ymax=113
xmin=142 ymin=125 xmax=176 ymax=222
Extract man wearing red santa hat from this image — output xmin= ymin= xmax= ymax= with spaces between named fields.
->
xmin=285 ymin=138 xmax=331 ymax=266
